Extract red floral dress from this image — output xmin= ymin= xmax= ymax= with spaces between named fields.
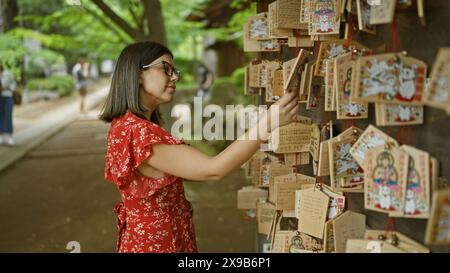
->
xmin=104 ymin=111 xmax=197 ymax=253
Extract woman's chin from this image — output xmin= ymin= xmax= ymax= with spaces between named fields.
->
xmin=163 ymin=93 xmax=174 ymax=103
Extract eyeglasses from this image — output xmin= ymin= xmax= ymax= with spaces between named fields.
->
xmin=141 ymin=60 xmax=181 ymax=79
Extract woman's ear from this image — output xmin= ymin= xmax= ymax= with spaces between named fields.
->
xmin=138 ymin=73 xmax=143 ymax=85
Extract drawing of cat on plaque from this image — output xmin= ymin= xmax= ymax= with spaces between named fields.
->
xmin=335 ymin=142 xmax=359 ymax=178
xmin=244 ymin=22 xmax=280 ymax=52
xmin=377 ymin=104 xmax=424 ymax=126
xmin=354 ymin=53 xmax=427 ymax=105
xmin=315 ymin=40 xmax=370 ymax=77
xmin=261 ymin=39 xmax=280 ymax=51
xmin=364 ymin=146 xmax=408 ymax=215
xmin=249 ymin=13 xmax=270 ymax=40
xmin=350 ymin=125 xmax=399 ymax=167
xmin=336 ymin=53 xmax=368 ymax=119
xmin=309 ymin=0 xmax=340 ymax=35
xmin=332 ymin=139 xmax=365 ymax=190
xmin=424 ymin=48 xmax=450 ymax=112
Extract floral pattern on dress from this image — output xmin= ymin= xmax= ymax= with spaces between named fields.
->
xmin=105 ymin=111 xmax=197 ymax=253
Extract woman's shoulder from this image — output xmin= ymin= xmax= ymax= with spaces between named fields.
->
xmin=110 ymin=111 xmax=183 ymax=144
xmin=112 ymin=111 xmax=156 ymax=130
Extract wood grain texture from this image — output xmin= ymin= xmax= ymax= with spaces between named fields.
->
xmin=256 ymin=0 xmax=450 ymax=252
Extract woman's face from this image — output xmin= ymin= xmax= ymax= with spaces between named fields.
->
xmin=139 ymin=54 xmax=179 ymax=108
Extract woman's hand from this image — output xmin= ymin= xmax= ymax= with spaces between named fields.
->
xmin=273 ymin=91 xmax=299 ymax=127
xmin=264 ymin=91 xmax=299 ymax=133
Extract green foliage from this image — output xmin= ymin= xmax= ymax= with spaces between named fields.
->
xmin=26 ymin=49 xmax=66 ymax=77
xmin=26 ymin=74 xmax=74 ymax=97
xmin=12 ymin=0 xmax=208 ymax=80
xmin=174 ymin=57 xmax=196 ymax=85
xmin=210 ymin=68 xmax=253 ymax=107
xmin=18 ymin=0 xmax=65 ymax=20
xmin=0 ymin=33 xmax=28 ymax=80
xmin=7 ymin=0 xmax=252 ymax=89
xmin=161 ymin=0 xmax=206 ymax=59
xmin=231 ymin=67 xmax=245 ymax=91
xmin=204 ymin=1 xmax=256 ymax=47
xmin=15 ymin=0 xmax=128 ymax=64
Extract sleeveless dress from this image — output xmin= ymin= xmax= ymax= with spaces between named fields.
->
xmin=104 ymin=111 xmax=197 ymax=253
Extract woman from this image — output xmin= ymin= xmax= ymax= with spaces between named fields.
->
xmin=72 ymin=57 xmax=90 ymax=113
xmin=99 ymin=41 xmax=298 ymax=253
xmin=0 ymin=65 xmax=17 ymax=146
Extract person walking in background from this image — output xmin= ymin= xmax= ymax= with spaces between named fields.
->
xmin=72 ymin=57 xmax=90 ymax=113
xmin=195 ymin=62 xmax=214 ymax=100
xmin=0 ymin=65 xmax=17 ymax=146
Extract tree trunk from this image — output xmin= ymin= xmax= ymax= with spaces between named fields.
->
xmin=91 ymin=0 xmax=146 ymax=41
xmin=0 ymin=0 xmax=4 ymax=33
xmin=91 ymin=0 xmax=168 ymax=46
xmin=1 ymin=0 xmax=19 ymax=32
xmin=142 ymin=0 xmax=168 ymax=46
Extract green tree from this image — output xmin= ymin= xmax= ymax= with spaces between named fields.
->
xmin=90 ymin=0 xmax=167 ymax=44
xmin=0 ymin=32 xmax=27 ymax=79
xmin=3 ymin=0 xmax=216 ymax=84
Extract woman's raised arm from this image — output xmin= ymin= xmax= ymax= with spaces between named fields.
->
xmin=143 ymin=91 xmax=299 ymax=181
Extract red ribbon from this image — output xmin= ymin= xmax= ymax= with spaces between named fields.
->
xmin=390 ymin=17 xmax=403 ymax=52
xmin=347 ymin=19 xmax=354 ymax=48
xmin=384 ymin=217 xmax=396 ymax=232
xmin=396 ymin=127 xmax=405 ymax=144
xmin=407 ymin=126 xmax=412 ymax=145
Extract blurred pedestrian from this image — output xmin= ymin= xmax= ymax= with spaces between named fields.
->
xmin=195 ymin=62 xmax=214 ymax=100
xmin=72 ymin=57 xmax=90 ymax=113
xmin=0 ymin=64 xmax=17 ymax=146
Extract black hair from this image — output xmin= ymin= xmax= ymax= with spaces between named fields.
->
xmin=99 ymin=41 xmax=173 ymax=124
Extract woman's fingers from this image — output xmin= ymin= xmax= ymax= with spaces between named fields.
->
xmin=285 ymin=95 xmax=298 ymax=112
xmin=270 ymin=91 xmax=300 ymax=127
xmin=277 ymin=91 xmax=297 ymax=107
xmin=279 ymin=94 xmax=298 ymax=118
xmin=289 ymin=104 xmax=299 ymax=117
